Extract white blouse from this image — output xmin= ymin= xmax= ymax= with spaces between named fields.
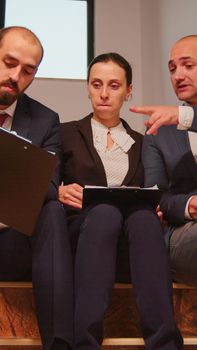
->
xmin=91 ymin=118 xmax=135 ymax=186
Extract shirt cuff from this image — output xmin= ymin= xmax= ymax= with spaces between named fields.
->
xmin=185 ymin=196 xmax=194 ymax=220
xmin=177 ymin=106 xmax=194 ymax=130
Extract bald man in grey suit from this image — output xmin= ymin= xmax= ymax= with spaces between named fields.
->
xmin=131 ymin=35 xmax=197 ymax=286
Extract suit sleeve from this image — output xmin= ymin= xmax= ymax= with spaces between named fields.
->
xmin=142 ymin=134 xmax=197 ymax=225
xmin=41 ymin=113 xmax=62 ymax=202
xmin=190 ymin=106 xmax=197 ymax=132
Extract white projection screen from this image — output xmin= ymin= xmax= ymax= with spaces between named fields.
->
xmin=3 ymin=0 xmax=93 ymax=79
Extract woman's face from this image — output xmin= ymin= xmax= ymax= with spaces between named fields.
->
xmin=87 ymin=60 xmax=132 ymax=127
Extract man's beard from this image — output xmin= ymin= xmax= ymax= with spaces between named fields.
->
xmin=0 ymin=91 xmax=19 ymax=106
xmin=0 ymin=80 xmax=19 ymax=106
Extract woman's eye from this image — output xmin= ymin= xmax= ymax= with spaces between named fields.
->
xmin=92 ymin=82 xmax=100 ymax=88
xmin=111 ymin=84 xmax=119 ymax=89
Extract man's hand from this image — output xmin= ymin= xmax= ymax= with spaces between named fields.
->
xmin=130 ymin=105 xmax=179 ymax=135
xmin=59 ymin=183 xmax=83 ymax=209
xmin=188 ymin=196 xmax=197 ymax=220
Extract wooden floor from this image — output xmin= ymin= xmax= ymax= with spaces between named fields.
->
xmin=0 ymin=282 xmax=197 ymax=348
xmin=0 ymin=346 xmax=196 ymax=349
xmin=103 ymin=348 xmax=197 ymax=350
xmin=104 ymin=285 xmax=197 ymax=339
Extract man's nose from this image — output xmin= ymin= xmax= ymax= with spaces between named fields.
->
xmin=174 ymin=67 xmax=185 ymax=81
xmin=9 ymin=67 xmax=21 ymax=82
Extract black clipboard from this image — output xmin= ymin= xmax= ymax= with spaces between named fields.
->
xmin=0 ymin=127 xmax=58 ymax=236
xmin=82 ymin=186 xmax=162 ymax=209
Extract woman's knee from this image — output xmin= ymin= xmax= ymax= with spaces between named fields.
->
xmin=125 ymin=207 xmax=163 ymax=241
xmin=86 ymin=204 xmax=122 ymax=225
xmin=80 ymin=204 xmax=123 ymax=241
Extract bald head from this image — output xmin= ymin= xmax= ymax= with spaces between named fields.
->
xmin=170 ymin=35 xmax=197 ymax=61
xmin=174 ymin=35 xmax=197 ymax=46
xmin=168 ymin=35 xmax=197 ymax=105
xmin=0 ymin=26 xmax=44 ymax=108
xmin=0 ymin=26 xmax=44 ymax=64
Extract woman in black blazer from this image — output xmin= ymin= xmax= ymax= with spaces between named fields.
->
xmin=59 ymin=53 xmax=183 ymax=350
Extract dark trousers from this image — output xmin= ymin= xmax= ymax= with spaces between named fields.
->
xmin=0 ymin=200 xmax=73 ymax=350
xmin=69 ymin=203 xmax=183 ymax=350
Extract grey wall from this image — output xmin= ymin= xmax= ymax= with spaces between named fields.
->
xmin=26 ymin=0 xmax=197 ymax=134
xmin=156 ymin=0 xmax=197 ymax=105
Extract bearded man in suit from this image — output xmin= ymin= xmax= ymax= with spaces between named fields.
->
xmin=0 ymin=26 xmax=73 ymax=350
xmin=130 ymin=35 xmax=197 ymax=286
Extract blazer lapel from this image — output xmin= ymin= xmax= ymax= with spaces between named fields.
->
xmin=174 ymin=127 xmax=190 ymax=154
xmin=121 ymin=119 xmax=142 ymax=186
xmin=77 ymin=114 xmax=108 ymax=185
xmin=174 ymin=127 xmax=197 ymax=182
xmin=11 ymin=94 xmax=31 ymax=139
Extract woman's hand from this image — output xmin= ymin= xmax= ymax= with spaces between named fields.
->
xmin=59 ymin=183 xmax=83 ymax=209
xmin=156 ymin=205 xmax=163 ymax=223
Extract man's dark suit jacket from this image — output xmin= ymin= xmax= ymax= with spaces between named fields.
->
xmin=4 ymin=93 xmax=74 ymax=350
xmin=61 ymin=113 xmax=144 ymax=282
xmin=12 ymin=93 xmax=61 ymax=200
xmin=142 ymin=106 xmax=197 ymax=228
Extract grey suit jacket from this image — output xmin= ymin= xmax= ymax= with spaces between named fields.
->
xmin=12 ymin=93 xmax=61 ymax=201
xmin=142 ymin=106 xmax=197 ymax=226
